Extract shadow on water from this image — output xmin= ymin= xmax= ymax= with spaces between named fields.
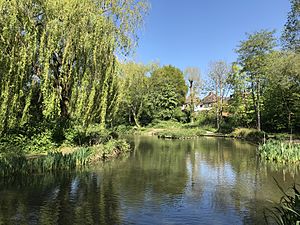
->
xmin=0 ymin=136 xmax=299 ymax=225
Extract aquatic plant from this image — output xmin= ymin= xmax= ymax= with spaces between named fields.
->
xmin=265 ymin=180 xmax=300 ymax=225
xmin=0 ymin=140 xmax=130 ymax=177
xmin=258 ymin=140 xmax=300 ymax=163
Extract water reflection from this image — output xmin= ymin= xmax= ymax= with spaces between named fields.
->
xmin=0 ymin=136 xmax=299 ymax=225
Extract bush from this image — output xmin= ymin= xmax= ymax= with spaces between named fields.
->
xmin=0 ymin=130 xmax=57 ymax=154
xmin=115 ymin=125 xmax=134 ymax=134
xmin=64 ymin=124 xmax=112 ymax=146
xmin=194 ymin=111 xmax=216 ymax=127
xmin=25 ymin=130 xmax=57 ymax=153
xmin=231 ymin=128 xmax=266 ymax=143
xmin=150 ymin=120 xmax=183 ymax=129
xmin=219 ymin=123 xmax=234 ymax=134
xmin=173 ymin=108 xmax=188 ymax=123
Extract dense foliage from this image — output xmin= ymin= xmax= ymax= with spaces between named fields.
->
xmin=0 ymin=0 xmax=299 ymax=158
xmin=281 ymin=0 xmax=300 ymax=52
xmin=116 ymin=64 xmax=188 ymax=127
xmin=228 ymin=28 xmax=300 ymax=133
xmin=0 ymin=0 xmax=148 ymax=134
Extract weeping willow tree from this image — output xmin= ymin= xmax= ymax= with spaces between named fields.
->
xmin=0 ymin=0 xmax=148 ymax=133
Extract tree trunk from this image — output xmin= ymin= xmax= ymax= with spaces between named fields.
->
xmin=257 ymin=80 xmax=261 ymax=131
xmin=219 ymin=79 xmax=223 ymax=129
xmin=189 ymin=80 xmax=194 ymax=123
xmin=288 ymin=111 xmax=292 ymax=143
xmin=132 ymin=110 xmax=140 ymax=128
xmin=60 ymin=88 xmax=70 ymax=119
xmin=216 ymin=86 xmax=220 ymax=131
xmin=251 ymin=79 xmax=260 ymax=131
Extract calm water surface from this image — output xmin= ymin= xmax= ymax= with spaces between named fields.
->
xmin=0 ymin=136 xmax=299 ymax=225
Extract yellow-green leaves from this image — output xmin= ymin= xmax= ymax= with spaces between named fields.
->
xmin=0 ymin=0 xmax=148 ymax=133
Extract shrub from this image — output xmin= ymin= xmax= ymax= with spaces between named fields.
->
xmin=173 ymin=108 xmax=188 ymax=123
xmin=64 ymin=124 xmax=112 ymax=146
xmin=150 ymin=120 xmax=183 ymax=129
xmin=115 ymin=125 xmax=134 ymax=134
xmin=0 ymin=130 xmax=57 ymax=154
xmin=231 ymin=128 xmax=266 ymax=143
xmin=195 ymin=111 xmax=216 ymax=127
xmin=25 ymin=130 xmax=57 ymax=153
xmin=219 ymin=123 xmax=234 ymax=134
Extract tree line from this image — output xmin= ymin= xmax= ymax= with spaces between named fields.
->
xmin=0 ymin=0 xmax=299 ymax=138
xmin=117 ymin=0 xmax=300 ymax=133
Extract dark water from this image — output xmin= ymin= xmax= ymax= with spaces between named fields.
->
xmin=0 ymin=136 xmax=299 ymax=225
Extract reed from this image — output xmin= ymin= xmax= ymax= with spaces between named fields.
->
xmin=0 ymin=139 xmax=130 ymax=176
xmin=265 ymin=180 xmax=300 ymax=225
xmin=258 ymin=140 xmax=300 ymax=163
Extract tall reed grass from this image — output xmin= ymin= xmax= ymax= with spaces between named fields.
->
xmin=0 ymin=139 xmax=130 ymax=176
xmin=258 ymin=140 xmax=300 ymax=163
xmin=265 ymin=180 xmax=300 ymax=225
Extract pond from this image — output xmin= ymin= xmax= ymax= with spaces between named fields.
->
xmin=0 ymin=136 xmax=299 ymax=225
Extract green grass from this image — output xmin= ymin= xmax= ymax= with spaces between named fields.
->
xmin=0 ymin=123 xmax=131 ymax=176
xmin=150 ymin=120 xmax=183 ymax=129
xmin=156 ymin=128 xmax=205 ymax=139
xmin=258 ymin=140 xmax=300 ymax=164
xmin=139 ymin=120 xmax=216 ymax=139
xmin=0 ymin=139 xmax=130 ymax=176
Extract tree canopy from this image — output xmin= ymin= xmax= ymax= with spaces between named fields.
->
xmin=0 ymin=0 xmax=148 ymax=133
xmin=282 ymin=0 xmax=300 ymax=52
xmin=236 ymin=30 xmax=276 ymax=131
xmin=149 ymin=65 xmax=188 ymax=120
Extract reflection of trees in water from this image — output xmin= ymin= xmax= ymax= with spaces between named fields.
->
xmin=184 ymin=137 xmax=300 ymax=224
xmin=0 ymin=137 xmax=299 ymax=225
xmin=0 ymin=172 xmax=121 ymax=225
xmin=107 ymin=136 xmax=189 ymax=207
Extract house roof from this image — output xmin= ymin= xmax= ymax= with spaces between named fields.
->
xmin=201 ymin=92 xmax=217 ymax=104
xmin=185 ymin=96 xmax=201 ymax=105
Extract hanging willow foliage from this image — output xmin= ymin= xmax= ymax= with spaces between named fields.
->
xmin=0 ymin=0 xmax=148 ymax=133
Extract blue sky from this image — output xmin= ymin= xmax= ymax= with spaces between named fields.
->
xmin=133 ymin=0 xmax=291 ymax=77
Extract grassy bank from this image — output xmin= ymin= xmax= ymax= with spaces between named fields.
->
xmin=133 ymin=120 xmax=217 ymax=139
xmin=0 ymin=124 xmax=131 ymax=176
xmin=129 ymin=120 xmax=266 ymax=142
xmin=0 ymin=139 xmax=130 ymax=177
xmin=131 ymin=121 xmax=300 ymax=146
